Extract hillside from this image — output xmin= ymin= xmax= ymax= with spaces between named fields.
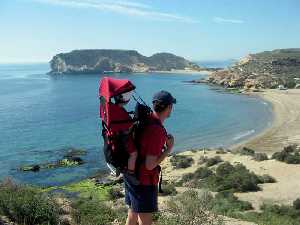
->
xmin=207 ymin=48 xmax=300 ymax=89
xmin=49 ymin=49 xmax=201 ymax=74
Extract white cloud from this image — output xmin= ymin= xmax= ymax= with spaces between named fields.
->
xmin=213 ymin=17 xmax=245 ymax=24
xmin=27 ymin=0 xmax=199 ymax=23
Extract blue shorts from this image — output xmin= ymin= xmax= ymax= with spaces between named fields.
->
xmin=124 ymin=177 xmax=158 ymax=213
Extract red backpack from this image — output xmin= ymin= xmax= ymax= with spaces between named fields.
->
xmin=99 ymin=77 xmax=152 ymax=175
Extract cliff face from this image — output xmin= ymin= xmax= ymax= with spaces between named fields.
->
xmin=208 ymin=49 xmax=300 ymax=89
xmin=49 ymin=49 xmax=200 ymax=74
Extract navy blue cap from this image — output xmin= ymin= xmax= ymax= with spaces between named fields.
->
xmin=152 ymin=90 xmax=176 ymax=105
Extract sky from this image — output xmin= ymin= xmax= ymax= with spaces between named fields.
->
xmin=0 ymin=0 xmax=299 ymax=63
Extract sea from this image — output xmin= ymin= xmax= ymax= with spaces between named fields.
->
xmin=0 ymin=62 xmax=273 ymax=186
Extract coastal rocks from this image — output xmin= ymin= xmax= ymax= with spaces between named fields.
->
xmin=207 ymin=48 xmax=300 ymax=89
xmin=49 ymin=49 xmax=202 ymax=74
xmin=19 ymin=147 xmax=86 ymax=172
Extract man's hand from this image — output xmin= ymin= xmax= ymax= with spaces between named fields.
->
xmin=166 ymin=134 xmax=174 ymax=152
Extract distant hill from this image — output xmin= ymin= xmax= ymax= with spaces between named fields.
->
xmin=208 ymin=49 xmax=300 ymax=89
xmin=49 ymin=49 xmax=201 ymax=74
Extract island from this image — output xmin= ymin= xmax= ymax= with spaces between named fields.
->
xmin=207 ymin=48 xmax=300 ymax=89
xmin=49 ymin=49 xmax=203 ymax=74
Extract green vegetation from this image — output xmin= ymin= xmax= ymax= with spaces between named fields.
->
xmin=209 ymin=48 xmax=300 ymax=89
xmin=235 ymin=147 xmax=256 ymax=156
xmin=216 ymin=148 xmax=227 ymax=154
xmin=156 ymin=190 xmax=224 ymax=225
xmin=272 ymin=144 xmax=300 ymax=164
xmin=170 ymin=155 xmax=194 ymax=169
xmin=205 ymin=162 xmax=263 ymax=192
xmin=0 ymin=179 xmax=60 ymax=225
xmin=235 ymin=202 xmax=300 ymax=225
xmin=206 ymin=156 xmax=223 ymax=167
xmin=159 ymin=181 xmax=177 ymax=196
xmin=72 ymin=198 xmax=120 ymax=225
xmin=253 ymin=152 xmax=269 ymax=161
xmin=211 ymin=191 xmax=253 ymax=215
xmin=59 ymin=179 xmax=112 ymax=201
xmin=180 ymin=162 xmax=275 ymax=193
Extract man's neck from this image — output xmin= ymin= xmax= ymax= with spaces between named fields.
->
xmin=153 ymin=111 xmax=165 ymax=124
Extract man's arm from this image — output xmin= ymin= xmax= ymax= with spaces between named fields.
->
xmin=145 ymin=134 xmax=174 ymax=170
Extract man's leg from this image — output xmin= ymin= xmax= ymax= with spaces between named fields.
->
xmin=137 ymin=213 xmax=153 ymax=225
xmin=126 ymin=208 xmax=138 ymax=225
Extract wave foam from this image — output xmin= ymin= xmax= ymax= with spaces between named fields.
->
xmin=233 ymin=129 xmax=255 ymax=141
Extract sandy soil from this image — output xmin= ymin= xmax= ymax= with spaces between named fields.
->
xmin=233 ymin=89 xmax=300 ymax=154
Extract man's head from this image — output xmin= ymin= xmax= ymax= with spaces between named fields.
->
xmin=152 ymin=90 xmax=176 ymax=119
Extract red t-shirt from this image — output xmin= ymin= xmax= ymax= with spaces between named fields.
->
xmin=138 ymin=113 xmax=167 ymax=185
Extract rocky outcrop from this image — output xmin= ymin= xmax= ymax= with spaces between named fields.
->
xmin=207 ymin=49 xmax=300 ymax=89
xmin=49 ymin=49 xmax=201 ymax=74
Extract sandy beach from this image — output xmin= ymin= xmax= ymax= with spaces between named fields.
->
xmin=233 ymin=89 xmax=300 ymax=154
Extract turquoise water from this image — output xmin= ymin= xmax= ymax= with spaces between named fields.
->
xmin=0 ymin=63 xmax=273 ymax=186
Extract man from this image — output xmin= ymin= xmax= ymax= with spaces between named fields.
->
xmin=124 ymin=90 xmax=176 ymax=225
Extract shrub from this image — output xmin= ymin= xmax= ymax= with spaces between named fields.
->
xmin=215 ymin=162 xmax=235 ymax=177
xmin=72 ymin=198 xmax=117 ymax=225
xmin=194 ymin=167 xmax=214 ymax=179
xmin=260 ymin=203 xmax=300 ymax=218
xmin=159 ymin=182 xmax=177 ymax=196
xmin=272 ymin=145 xmax=300 ymax=164
xmin=156 ymin=190 xmax=224 ymax=225
xmin=170 ymin=155 xmax=194 ymax=169
xmin=238 ymin=147 xmax=255 ymax=156
xmin=0 ymin=179 xmax=60 ymax=225
xmin=179 ymin=167 xmax=214 ymax=187
xmin=253 ymin=153 xmax=269 ymax=161
xmin=216 ymin=148 xmax=227 ymax=154
xmin=180 ymin=172 xmax=195 ymax=183
xmin=293 ymin=198 xmax=300 ymax=210
xmin=239 ymin=203 xmax=300 ymax=225
xmin=258 ymin=174 xmax=276 ymax=183
xmin=207 ymin=162 xmax=262 ymax=192
xmin=211 ymin=191 xmax=253 ymax=215
xmin=206 ymin=156 xmax=223 ymax=167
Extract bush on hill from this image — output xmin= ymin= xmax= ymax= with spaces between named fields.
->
xmin=159 ymin=181 xmax=177 ymax=196
xmin=253 ymin=152 xmax=269 ymax=161
xmin=293 ymin=198 xmax=300 ymax=210
xmin=156 ymin=190 xmax=224 ymax=225
xmin=236 ymin=147 xmax=256 ymax=156
xmin=236 ymin=202 xmax=300 ymax=225
xmin=272 ymin=144 xmax=300 ymax=164
xmin=0 ymin=179 xmax=60 ymax=225
xmin=206 ymin=156 xmax=223 ymax=167
xmin=216 ymin=148 xmax=227 ymax=154
xmin=180 ymin=162 xmax=275 ymax=193
xmin=72 ymin=198 xmax=118 ymax=225
xmin=170 ymin=155 xmax=194 ymax=169
xmin=211 ymin=191 xmax=253 ymax=215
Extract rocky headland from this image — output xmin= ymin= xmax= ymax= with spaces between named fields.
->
xmin=49 ymin=49 xmax=203 ymax=74
xmin=207 ymin=48 xmax=300 ymax=90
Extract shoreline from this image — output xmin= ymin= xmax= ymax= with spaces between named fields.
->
xmin=231 ymin=89 xmax=300 ymax=154
xmin=149 ymin=69 xmax=213 ymax=75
